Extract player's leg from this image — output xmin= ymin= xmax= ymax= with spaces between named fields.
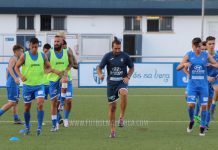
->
xmin=57 ymin=80 xmax=67 ymax=127
xmin=60 ymin=78 xmax=68 ymax=110
xmin=118 ymin=84 xmax=128 ymax=127
xmin=64 ymin=99 xmax=71 ymax=127
xmin=12 ymin=87 xmax=22 ymax=124
xmin=211 ymin=83 xmax=218 ymax=120
xmin=0 ymin=86 xmax=21 ymax=124
xmin=63 ymin=81 xmax=73 ymax=128
xmin=108 ymin=101 xmax=117 ymax=138
xmin=57 ymin=99 xmax=63 ymax=129
xmin=107 ymin=85 xmax=118 ymax=138
xmin=206 ymin=84 xmax=214 ymax=129
xmin=186 ymin=86 xmax=196 ymax=133
xmin=23 ymin=102 xmax=31 ymax=135
xmin=22 ymin=85 xmax=33 ymax=135
xmin=0 ymin=101 xmax=16 ymax=116
xmin=35 ymin=85 xmax=45 ymax=136
xmin=49 ymin=80 xmax=60 ymax=131
xmin=199 ymin=87 xmax=209 ymax=136
xmin=51 ymin=97 xmax=58 ymax=131
xmin=12 ymin=102 xmax=22 ymax=124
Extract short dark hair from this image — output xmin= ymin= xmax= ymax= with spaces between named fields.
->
xmin=202 ymin=41 xmax=206 ymax=46
xmin=112 ymin=36 xmax=121 ymax=48
xmin=13 ymin=44 xmax=23 ymax=52
xmin=206 ymin=36 xmax=216 ymax=43
xmin=30 ymin=37 xmax=39 ymax=44
xmin=192 ymin=37 xmax=202 ymax=46
xmin=55 ymin=35 xmax=60 ymax=38
xmin=43 ymin=43 xmax=51 ymax=49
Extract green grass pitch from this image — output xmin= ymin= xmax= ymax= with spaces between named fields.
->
xmin=0 ymin=88 xmax=218 ymax=150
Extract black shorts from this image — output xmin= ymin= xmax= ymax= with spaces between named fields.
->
xmin=107 ymin=81 xmax=128 ymax=103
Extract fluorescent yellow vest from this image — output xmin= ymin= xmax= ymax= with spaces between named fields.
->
xmin=48 ymin=49 xmax=72 ymax=82
xmin=22 ymin=51 xmax=44 ymax=86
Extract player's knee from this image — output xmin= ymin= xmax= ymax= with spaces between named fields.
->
xmin=201 ymin=106 xmax=207 ymax=110
xmin=110 ymin=104 xmax=116 ymax=113
xmin=37 ymin=102 xmax=44 ymax=110
xmin=24 ymin=105 xmax=31 ymax=112
xmin=188 ymin=103 xmax=195 ymax=109
xmin=65 ymin=99 xmax=71 ymax=105
xmin=9 ymin=101 xmax=16 ymax=107
xmin=208 ymin=100 xmax=212 ymax=107
xmin=119 ymin=89 xmax=128 ymax=96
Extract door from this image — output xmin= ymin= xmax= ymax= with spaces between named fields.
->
xmin=123 ymin=34 xmax=142 ymax=62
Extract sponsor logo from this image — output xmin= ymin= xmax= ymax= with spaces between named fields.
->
xmin=31 ymin=64 xmax=40 ymax=67
xmin=56 ymin=62 xmax=64 ymax=65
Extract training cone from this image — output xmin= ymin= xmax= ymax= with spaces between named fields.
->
xmin=9 ymin=137 xmax=20 ymax=141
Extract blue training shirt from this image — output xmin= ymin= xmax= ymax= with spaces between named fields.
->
xmin=186 ymin=51 xmax=208 ymax=87
xmin=207 ymin=50 xmax=218 ymax=77
xmin=6 ymin=56 xmax=19 ymax=87
xmin=99 ymin=51 xmax=134 ymax=83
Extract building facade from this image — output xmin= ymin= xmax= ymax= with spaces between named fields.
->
xmin=0 ymin=0 xmax=218 ymax=63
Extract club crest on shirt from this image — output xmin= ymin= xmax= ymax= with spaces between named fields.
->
xmin=120 ymin=58 xmax=124 ymax=62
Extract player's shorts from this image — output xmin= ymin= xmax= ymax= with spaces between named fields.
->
xmin=44 ymin=85 xmax=49 ymax=100
xmin=49 ymin=79 xmax=61 ymax=100
xmin=187 ymin=84 xmax=208 ymax=105
xmin=107 ymin=81 xmax=128 ymax=103
xmin=58 ymin=81 xmax=74 ymax=101
xmin=7 ymin=86 xmax=20 ymax=102
xmin=22 ymin=84 xmax=45 ymax=103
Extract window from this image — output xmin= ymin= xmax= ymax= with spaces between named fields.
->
xmin=41 ymin=15 xmax=66 ymax=31
xmin=124 ymin=16 xmax=141 ymax=31
xmin=147 ymin=16 xmax=173 ymax=32
xmin=18 ymin=16 xmax=34 ymax=30
xmin=53 ymin=16 xmax=65 ymax=30
xmin=41 ymin=15 xmax=51 ymax=31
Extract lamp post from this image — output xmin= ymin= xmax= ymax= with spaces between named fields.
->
xmin=201 ymin=0 xmax=205 ymax=40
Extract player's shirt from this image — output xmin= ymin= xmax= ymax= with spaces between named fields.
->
xmin=186 ymin=51 xmax=208 ymax=87
xmin=99 ymin=51 xmax=134 ymax=84
xmin=207 ymin=51 xmax=218 ymax=77
xmin=22 ymin=51 xmax=45 ymax=86
xmin=47 ymin=49 xmax=72 ymax=82
xmin=6 ymin=56 xmax=19 ymax=87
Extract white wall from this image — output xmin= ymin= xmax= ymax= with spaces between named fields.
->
xmin=67 ymin=15 xmax=123 ymax=38
xmin=0 ymin=14 xmax=17 ymax=62
xmin=0 ymin=15 xmax=17 ymax=34
xmin=142 ymin=16 xmax=202 ymax=62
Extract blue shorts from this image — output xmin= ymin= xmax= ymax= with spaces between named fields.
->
xmin=22 ymin=84 xmax=45 ymax=103
xmin=107 ymin=81 xmax=128 ymax=103
xmin=187 ymin=84 xmax=208 ymax=105
xmin=58 ymin=81 xmax=74 ymax=101
xmin=49 ymin=79 xmax=61 ymax=100
xmin=44 ymin=85 xmax=49 ymax=100
xmin=7 ymin=86 xmax=20 ymax=102
xmin=65 ymin=81 xmax=74 ymax=99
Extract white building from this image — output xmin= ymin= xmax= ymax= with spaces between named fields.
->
xmin=0 ymin=0 xmax=218 ymax=63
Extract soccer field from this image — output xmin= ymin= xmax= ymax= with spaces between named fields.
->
xmin=0 ymin=88 xmax=218 ymax=150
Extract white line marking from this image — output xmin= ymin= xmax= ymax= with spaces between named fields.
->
xmin=0 ymin=120 xmax=218 ymax=123
xmin=0 ymin=95 xmax=184 ymax=98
